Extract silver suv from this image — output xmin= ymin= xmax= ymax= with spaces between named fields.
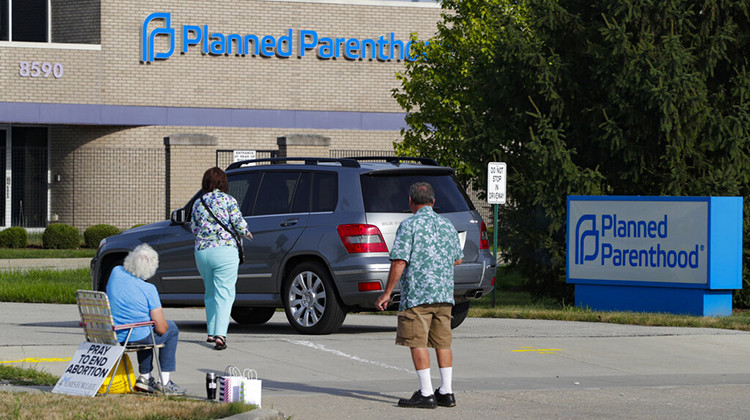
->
xmin=91 ymin=157 xmax=496 ymax=334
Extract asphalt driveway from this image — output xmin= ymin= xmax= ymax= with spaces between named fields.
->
xmin=2 ymin=302 xmax=749 ymax=419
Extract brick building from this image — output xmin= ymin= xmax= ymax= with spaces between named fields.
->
xmin=0 ymin=0 xmax=442 ymax=230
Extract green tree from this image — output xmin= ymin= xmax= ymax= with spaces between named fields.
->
xmin=394 ymin=0 xmax=750 ymax=304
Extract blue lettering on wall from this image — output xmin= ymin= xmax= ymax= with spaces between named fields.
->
xmin=573 ymin=213 xmax=705 ymax=269
xmin=142 ymin=12 xmax=175 ymax=62
xmin=141 ymin=13 xmax=420 ymax=63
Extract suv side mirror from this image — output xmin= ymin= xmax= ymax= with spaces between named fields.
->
xmin=171 ymin=208 xmax=187 ymax=224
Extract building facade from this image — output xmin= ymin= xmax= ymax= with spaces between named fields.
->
xmin=0 ymin=0 xmax=442 ymax=230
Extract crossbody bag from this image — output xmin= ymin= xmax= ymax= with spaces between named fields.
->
xmin=200 ymin=195 xmax=245 ymax=264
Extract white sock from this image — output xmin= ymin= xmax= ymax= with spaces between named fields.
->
xmin=417 ymin=368 xmax=433 ymax=396
xmin=139 ymin=373 xmax=151 ymax=380
xmin=160 ymin=371 xmax=170 ymax=384
xmin=439 ymin=367 xmax=453 ymax=394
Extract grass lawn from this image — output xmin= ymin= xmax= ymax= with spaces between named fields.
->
xmin=0 ymin=248 xmax=96 ymax=259
xmin=0 ymin=384 xmax=255 ymax=420
xmin=0 ymin=268 xmax=89 ymax=304
xmin=469 ymin=268 xmax=750 ymax=331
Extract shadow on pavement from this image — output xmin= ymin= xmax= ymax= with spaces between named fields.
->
xmin=176 ymin=321 xmax=395 ymax=335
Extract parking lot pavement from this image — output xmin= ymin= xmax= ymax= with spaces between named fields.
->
xmin=2 ymin=302 xmax=750 ymax=419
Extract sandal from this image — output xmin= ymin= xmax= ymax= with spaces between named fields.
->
xmin=214 ymin=336 xmax=227 ymax=350
xmin=206 ymin=335 xmax=215 ymax=343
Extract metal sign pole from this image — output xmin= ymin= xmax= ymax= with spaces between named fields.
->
xmin=487 ymin=161 xmax=507 ymax=308
xmin=492 ymin=203 xmax=498 ymax=307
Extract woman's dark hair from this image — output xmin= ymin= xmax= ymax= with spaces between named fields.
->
xmin=202 ymin=167 xmax=229 ymax=193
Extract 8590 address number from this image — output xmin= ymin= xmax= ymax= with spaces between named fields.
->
xmin=19 ymin=62 xmax=63 ymax=79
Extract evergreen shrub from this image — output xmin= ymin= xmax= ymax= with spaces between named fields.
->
xmin=84 ymin=224 xmax=120 ymax=248
xmin=0 ymin=227 xmax=28 ymax=248
xmin=43 ymin=224 xmax=80 ymax=249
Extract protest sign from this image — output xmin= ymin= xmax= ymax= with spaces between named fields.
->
xmin=52 ymin=342 xmax=125 ymax=397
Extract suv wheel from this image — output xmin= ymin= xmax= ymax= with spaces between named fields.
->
xmin=230 ymin=307 xmax=276 ymax=325
xmin=283 ymin=261 xmax=346 ymax=334
xmin=451 ymin=301 xmax=470 ymax=329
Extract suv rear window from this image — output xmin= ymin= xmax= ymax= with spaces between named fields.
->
xmin=361 ymin=173 xmax=474 ymax=213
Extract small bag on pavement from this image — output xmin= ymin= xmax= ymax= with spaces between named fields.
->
xmin=240 ymin=369 xmax=262 ymax=407
xmin=219 ymin=365 xmax=262 ymax=407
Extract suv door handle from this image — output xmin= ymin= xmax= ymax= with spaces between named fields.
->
xmin=280 ymin=218 xmax=299 ymax=227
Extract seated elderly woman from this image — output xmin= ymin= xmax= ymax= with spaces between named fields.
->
xmin=106 ymin=243 xmax=186 ymax=395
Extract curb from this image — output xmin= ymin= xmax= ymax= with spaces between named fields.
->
xmin=225 ymin=408 xmax=287 ymax=420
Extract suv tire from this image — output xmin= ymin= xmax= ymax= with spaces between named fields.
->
xmin=451 ymin=301 xmax=470 ymax=329
xmin=230 ymin=306 xmax=276 ymax=325
xmin=283 ymin=261 xmax=346 ymax=335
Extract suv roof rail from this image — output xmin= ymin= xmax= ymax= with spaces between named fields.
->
xmin=227 ymin=157 xmax=360 ymax=170
xmin=349 ymin=156 xmax=440 ymax=166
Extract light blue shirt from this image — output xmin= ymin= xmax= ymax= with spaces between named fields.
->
xmin=106 ymin=266 xmax=162 ymax=342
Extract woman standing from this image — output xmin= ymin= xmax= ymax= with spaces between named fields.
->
xmin=192 ymin=167 xmax=252 ymax=350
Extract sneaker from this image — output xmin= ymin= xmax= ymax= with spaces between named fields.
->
xmin=134 ymin=376 xmax=156 ymax=393
xmin=398 ymin=390 xmax=437 ymax=409
xmin=156 ymin=379 xmax=187 ymax=396
xmin=435 ymin=387 xmax=456 ymax=407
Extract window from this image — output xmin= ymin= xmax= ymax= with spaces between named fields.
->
xmin=311 ymin=173 xmax=337 ymax=212
xmin=228 ymin=172 xmax=261 ymax=215
xmin=1 ymin=0 xmax=100 ymax=44
xmin=0 ymin=0 xmax=7 ymax=41
xmin=253 ymin=172 xmax=301 ymax=216
xmin=290 ymin=173 xmax=311 ymax=213
xmin=11 ymin=0 xmax=47 ymax=42
xmin=288 ymin=172 xmax=338 ymax=213
xmin=361 ymin=173 xmax=473 ymax=214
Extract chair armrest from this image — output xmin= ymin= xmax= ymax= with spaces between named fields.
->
xmin=113 ymin=321 xmax=156 ymax=331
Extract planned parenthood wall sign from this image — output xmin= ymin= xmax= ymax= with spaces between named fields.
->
xmin=566 ymin=196 xmax=743 ymax=316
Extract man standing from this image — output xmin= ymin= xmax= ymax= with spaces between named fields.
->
xmin=375 ymin=182 xmax=463 ymax=409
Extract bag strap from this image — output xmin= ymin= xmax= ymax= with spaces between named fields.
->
xmin=200 ymin=195 xmax=241 ymax=244
xmin=225 ymin=365 xmax=241 ymax=376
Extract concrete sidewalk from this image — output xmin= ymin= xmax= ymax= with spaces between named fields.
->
xmin=0 ymin=258 xmax=91 ymax=271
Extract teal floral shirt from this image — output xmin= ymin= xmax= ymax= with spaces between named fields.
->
xmin=390 ymin=206 xmax=463 ymax=311
xmin=191 ymin=190 xmax=250 ymax=251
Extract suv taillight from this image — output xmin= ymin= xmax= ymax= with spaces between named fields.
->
xmin=337 ymin=224 xmax=388 ymax=253
xmin=480 ymin=221 xmax=489 ymax=249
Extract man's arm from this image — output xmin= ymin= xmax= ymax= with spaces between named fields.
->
xmin=149 ymin=307 xmax=169 ymax=335
xmin=375 ymin=259 xmax=407 ymax=311
xmin=454 ymin=258 xmax=463 ymax=266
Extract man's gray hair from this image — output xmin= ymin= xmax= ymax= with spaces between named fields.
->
xmin=409 ymin=182 xmax=435 ymax=205
xmin=123 ymin=243 xmax=159 ymax=280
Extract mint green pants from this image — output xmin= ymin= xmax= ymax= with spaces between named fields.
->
xmin=195 ymin=246 xmax=239 ymax=337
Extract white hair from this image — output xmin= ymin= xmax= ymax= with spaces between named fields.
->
xmin=123 ymin=243 xmax=159 ymax=280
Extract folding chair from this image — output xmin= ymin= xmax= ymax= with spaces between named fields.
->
xmin=75 ymin=289 xmax=163 ymax=395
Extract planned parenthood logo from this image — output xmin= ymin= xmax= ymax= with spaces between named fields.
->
xmin=142 ymin=13 xmax=175 ymax=62
xmin=568 ymin=198 xmax=708 ymax=284
xmin=140 ymin=12 xmax=420 ymax=63
xmin=574 ymin=214 xmax=598 ymax=265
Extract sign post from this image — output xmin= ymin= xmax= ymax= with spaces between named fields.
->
xmin=487 ymin=162 xmax=507 ymax=307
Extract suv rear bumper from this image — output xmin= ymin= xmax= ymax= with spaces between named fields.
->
xmin=331 ymin=254 xmax=496 ymax=309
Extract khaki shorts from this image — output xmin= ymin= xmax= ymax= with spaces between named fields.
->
xmin=396 ymin=303 xmax=453 ymax=349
